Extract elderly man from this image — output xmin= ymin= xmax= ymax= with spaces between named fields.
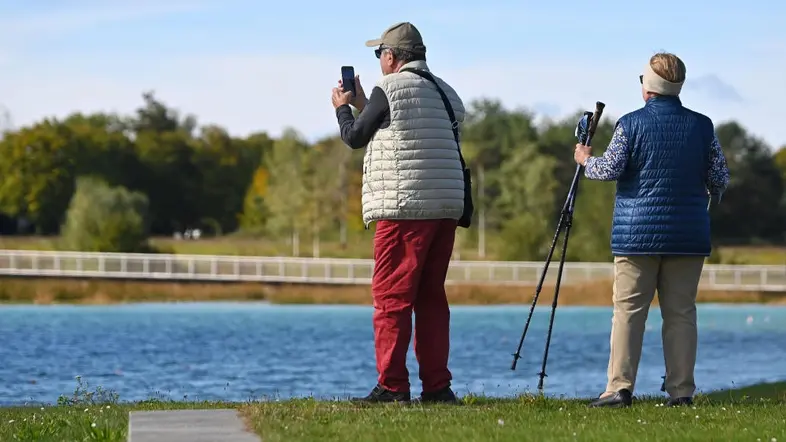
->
xmin=573 ymin=52 xmax=730 ymax=408
xmin=330 ymin=22 xmax=466 ymax=404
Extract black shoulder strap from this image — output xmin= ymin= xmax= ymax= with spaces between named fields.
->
xmin=400 ymin=68 xmax=466 ymax=169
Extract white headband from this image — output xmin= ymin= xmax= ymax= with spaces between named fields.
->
xmin=642 ymin=62 xmax=683 ymax=96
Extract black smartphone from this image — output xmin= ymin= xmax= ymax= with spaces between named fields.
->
xmin=341 ymin=66 xmax=356 ymax=97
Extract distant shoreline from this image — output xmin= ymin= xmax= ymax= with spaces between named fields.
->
xmin=0 ymin=277 xmax=784 ymax=306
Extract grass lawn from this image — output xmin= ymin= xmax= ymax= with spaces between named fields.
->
xmin=1 ymin=382 xmax=784 ymax=442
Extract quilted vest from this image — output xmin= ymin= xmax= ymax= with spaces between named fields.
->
xmin=361 ymin=60 xmax=466 ymax=227
xmin=611 ymin=95 xmax=714 ymax=256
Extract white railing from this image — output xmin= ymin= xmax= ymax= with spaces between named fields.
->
xmin=0 ymin=250 xmax=783 ymax=292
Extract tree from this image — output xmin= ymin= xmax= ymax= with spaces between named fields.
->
xmin=774 ymin=145 xmax=786 ymax=242
xmin=775 ymin=146 xmax=786 ymax=183
xmin=60 ymin=177 xmax=152 ymax=253
xmin=264 ymin=129 xmax=311 ymax=256
xmin=133 ymin=129 xmax=200 ymax=234
xmin=567 ymin=179 xmax=616 ymax=262
xmin=62 ymin=112 xmax=143 ymax=190
xmin=238 ymin=132 xmax=275 ymax=233
xmin=539 ymin=114 xmax=616 ymax=262
xmin=0 ymin=120 xmax=78 ymax=234
xmin=0 ymin=86 xmax=782 ymax=258
xmin=191 ymin=126 xmax=267 ymax=235
xmin=240 ymin=167 xmax=270 ymax=233
xmin=495 ymin=143 xmax=560 ymax=260
xmin=461 ymin=100 xmax=539 ymax=257
xmin=304 ymin=136 xmax=356 ymax=254
xmin=711 ymin=122 xmax=784 ymax=243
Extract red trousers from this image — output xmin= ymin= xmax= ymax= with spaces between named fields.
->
xmin=371 ymin=218 xmax=456 ymax=393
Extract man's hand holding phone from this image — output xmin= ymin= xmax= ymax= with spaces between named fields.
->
xmin=338 ymin=75 xmax=368 ymax=111
xmin=332 ymin=85 xmax=352 ymax=109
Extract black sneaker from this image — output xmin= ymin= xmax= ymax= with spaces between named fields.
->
xmin=665 ymin=397 xmax=693 ymax=407
xmin=588 ymin=389 xmax=633 ymax=408
xmin=350 ymin=384 xmax=410 ymax=403
xmin=420 ymin=386 xmax=459 ymax=404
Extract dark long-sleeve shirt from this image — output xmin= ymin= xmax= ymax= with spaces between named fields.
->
xmin=335 ymin=86 xmax=390 ymax=149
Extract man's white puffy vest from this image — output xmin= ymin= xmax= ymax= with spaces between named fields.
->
xmin=361 ymin=60 xmax=466 ymax=227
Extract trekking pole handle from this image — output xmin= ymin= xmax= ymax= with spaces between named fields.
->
xmin=585 ymin=101 xmax=605 ymax=146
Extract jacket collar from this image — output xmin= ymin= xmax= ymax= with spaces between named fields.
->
xmin=398 ymin=60 xmax=430 ymax=72
xmin=645 ymin=94 xmax=682 ymax=108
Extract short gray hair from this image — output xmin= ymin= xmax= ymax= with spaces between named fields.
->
xmin=388 ymin=47 xmax=426 ymax=63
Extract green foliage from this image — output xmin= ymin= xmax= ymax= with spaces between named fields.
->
xmin=263 ymin=129 xmax=311 ymax=237
xmin=60 ymin=177 xmax=152 ymax=253
xmin=711 ymin=122 xmax=785 ymax=243
xmin=775 ymin=145 xmax=786 ymax=182
xmin=0 ymin=121 xmax=78 ymax=234
xmin=57 ymin=375 xmax=119 ymax=406
xmin=567 ymin=180 xmax=616 ymax=262
xmin=0 ymin=93 xmax=783 ymax=258
xmin=239 ymin=167 xmax=270 ymax=233
xmin=495 ymin=146 xmax=559 ymax=260
xmin=706 ymin=245 xmax=723 ymax=264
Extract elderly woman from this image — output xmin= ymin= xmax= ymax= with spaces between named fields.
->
xmin=573 ymin=52 xmax=730 ymax=408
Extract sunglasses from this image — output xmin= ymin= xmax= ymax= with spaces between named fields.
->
xmin=374 ymin=46 xmax=389 ymax=59
xmin=639 ymin=75 xmax=643 ymax=84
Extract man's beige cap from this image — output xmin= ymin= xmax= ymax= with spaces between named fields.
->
xmin=365 ymin=22 xmax=426 ymax=53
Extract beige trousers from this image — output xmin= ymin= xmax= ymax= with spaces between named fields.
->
xmin=606 ymin=255 xmax=705 ymax=399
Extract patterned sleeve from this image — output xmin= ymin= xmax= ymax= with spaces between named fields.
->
xmin=706 ymin=134 xmax=731 ymax=201
xmin=584 ymin=124 xmax=630 ymax=181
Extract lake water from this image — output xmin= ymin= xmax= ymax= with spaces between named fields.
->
xmin=0 ymin=302 xmax=784 ymax=406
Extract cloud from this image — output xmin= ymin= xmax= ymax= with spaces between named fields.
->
xmin=0 ymin=0 xmax=211 ymax=37
xmin=0 ymin=51 xmax=783 ymax=151
xmin=0 ymin=53 xmax=342 ymax=141
xmin=683 ymin=74 xmax=745 ymax=103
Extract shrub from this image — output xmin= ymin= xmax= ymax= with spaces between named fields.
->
xmin=60 ymin=177 xmax=154 ymax=253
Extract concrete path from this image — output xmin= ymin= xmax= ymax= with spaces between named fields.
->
xmin=128 ymin=409 xmax=262 ymax=442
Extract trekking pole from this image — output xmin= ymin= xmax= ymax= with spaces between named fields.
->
xmin=510 ymin=102 xmax=606 ymax=391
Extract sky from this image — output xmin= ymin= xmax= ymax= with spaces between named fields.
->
xmin=0 ymin=0 xmax=784 ymax=150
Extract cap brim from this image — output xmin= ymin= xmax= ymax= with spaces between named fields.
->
xmin=365 ymin=38 xmax=383 ymax=47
